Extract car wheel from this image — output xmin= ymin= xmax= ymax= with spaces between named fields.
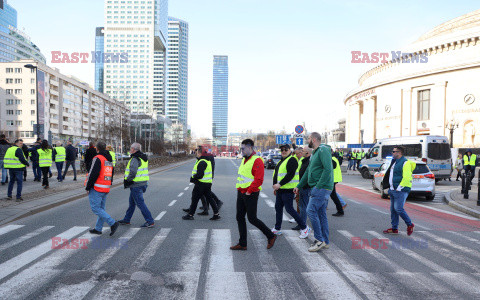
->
xmin=361 ymin=168 xmax=372 ymax=179
xmin=426 ymin=194 xmax=435 ymax=201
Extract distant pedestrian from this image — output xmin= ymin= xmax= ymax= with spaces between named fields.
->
xmin=463 ymin=149 xmax=477 ymax=179
xmin=107 ymin=145 xmax=116 ymax=167
xmin=52 ymin=141 xmax=66 ymax=182
xmin=62 ymin=140 xmax=78 ymax=181
xmin=294 ymin=132 xmax=333 ymax=252
xmin=382 ymin=146 xmax=415 ymax=236
xmin=455 ymin=153 xmax=463 ymax=181
xmin=118 ymin=143 xmax=155 ymax=228
xmin=4 ymin=139 xmax=30 ymax=201
xmin=293 ymin=147 xmax=312 ymax=230
xmin=0 ymin=134 xmax=11 ymax=185
xmin=21 ymin=143 xmax=29 ymax=181
xmin=230 ymin=139 xmax=276 ymax=251
xmin=356 ymin=150 xmax=362 ymax=170
xmin=347 ymin=151 xmax=353 ymax=170
xmin=330 ymin=153 xmax=347 ymax=217
xmin=38 ymin=140 xmax=53 ymax=189
xmin=84 ymin=142 xmax=97 ymax=172
xmin=85 ymin=141 xmax=119 ymax=236
xmin=28 ymin=142 xmax=42 ymax=182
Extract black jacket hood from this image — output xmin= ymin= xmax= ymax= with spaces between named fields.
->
xmin=132 ymin=150 xmax=148 ymax=162
xmin=98 ymin=150 xmax=113 ymax=162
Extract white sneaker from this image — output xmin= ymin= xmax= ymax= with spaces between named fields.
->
xmin=323 ymin=243 xmax=330 ymax=249
xmin=271 ymin=228 xmax=283 ymax=235
xmin=299 ymin=226 xmax=311 ymax=239
xmin=288 ymin=218 xmax=295 ymax=223
xmin=308 ymin=240 xmax=326 ymax=252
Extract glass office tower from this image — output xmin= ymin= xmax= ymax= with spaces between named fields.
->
xmin=94 ymin=27 xmax=104 ymax=93
xmin=212 ymin=55 xmax=228 ymax=146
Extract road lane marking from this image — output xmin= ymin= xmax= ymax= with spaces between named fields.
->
xmin=0 ymin=226 xmax=54 ymax=251
xmin=448 ymin=231 xmax=480 ymax=245
xmin=249 ymin=230 xmax=280 ymax=272
xmin=180 ymin=229 xmax=208 ymax=272
xmin=0 ymin=224 xmax=24 ymax=236
xmin=253 ymin=272 xmax=308 ymax=300
xmin=260 ymin=192 xmax=268 ymax=198
xmin=155 ymin=211 xmax=166 ymax=221
xmin=189 ymin=183 xmax=193 ymax=185
xmin=132 ymin=228 xmax=171 ymax=269
xmin=208 ymin=229 xmax=234 ymax=272
xmin=408 ymin=203 xmax=479 ymax=220
xmin=184 ymin=187 xmax=189 ymax=191
xmin=416 ymin=231 xmax=480 ymax=260
xmin=168 ymin=200 xmax=177 ymax=207
xmin=265 ymin=199 xmax=275 ymax=208
xmin=205 ymin=272 xmax=250 ymax=300
xmin=370 ymin=208 xmax=389 ymax=215
xmin=178 ymin=192 xmax=184 ymax=197
xmin=283 ymin=214 xmax=290 ymax=221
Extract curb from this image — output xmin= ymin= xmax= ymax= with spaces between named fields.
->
xmin=443 ymin=190 xmax=480 ymax=219
xmin=0 ymin=159 xmax=194 ymax=226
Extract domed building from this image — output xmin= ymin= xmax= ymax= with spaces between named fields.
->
xmin=344 ymin=9 xmax=480 ymax=148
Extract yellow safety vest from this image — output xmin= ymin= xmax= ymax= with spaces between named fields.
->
xmin=236 ymin=155 xmax=263 ymax=190
xmin=54 ymin=146 xmax=66 ymax=162
xmin=4 ymin=146 xmax=26 ymax=169
xmin=333 ymin=156 xmax=342 ymax=183
xmin=37 ymin=149 xmax=53 ymax=167
xmin=109 ymin=151 xmax=116 ymax=167
xmin=464 ymin=154 xmax=477 ymax=166
xmin=274 ymin=155 xmax=299 ymax=189
xmin=191 ymin=159 xmax=213 ymax=183
xmin=125 ymin=157 xmax=149 ymax=182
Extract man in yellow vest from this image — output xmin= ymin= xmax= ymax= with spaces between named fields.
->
xmin=118 ymin=142 xmax=155 ymax=228
xmin=463 ymin=149 xmax=477 ymax=179
xmin=4 ymin=139 xmax=29 ymax=201
xmin=53 ymin=141 xmax=66 ymax=182
xmin=330 ymin=153 xmax=347 ymax=217
xmin=272 ymin=144 xmax=311 ymax=239
xmin=231 ymin=139 xmax=276 ymax=250
xmin=182 ymin=147 xmax=220 ymax=221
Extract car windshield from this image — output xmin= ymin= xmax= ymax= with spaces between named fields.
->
xmin=262 ymin=152 xmax=269 ymax=156
xmin=413 ymin=164 xmax=430 ymax=174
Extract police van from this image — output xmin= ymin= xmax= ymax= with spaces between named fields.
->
xmin=358 ymin=136 xmax=452 ymax=181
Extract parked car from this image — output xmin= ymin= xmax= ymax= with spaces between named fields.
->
xmin=264 ymin=154 xmax=282 ymax=169
xmin=261 ymin=152 xmax=270 ymax=161
xmin=372 ymin=159 xmax=436 ymax=200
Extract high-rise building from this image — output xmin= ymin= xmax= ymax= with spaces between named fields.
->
xmin=103 ymin=0 xmax=168 ymax=115
xmin=94 ymin=27 xmax=104 ymax=93
xmin=0 ymin=0 xmax=45 ymax=63
xmin=212 ymin=55 xmax=228 ymax=145
xmin=166 ymin=17 xmax=188 ymax=128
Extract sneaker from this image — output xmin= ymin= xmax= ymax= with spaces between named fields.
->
xmin=230 ymin=244 xmax=247 ymax=250
xmin=299 ymin=226 xmax=311 ymax=239
xmin=6 ymin=195 xmax=12 ymax=200
xmin=118 ymin=220 xmax=131 ymax=225
xmin=271 ymin=228 xmax=283 ymax=235
xmin=308 ymin=240 xmax=326 ymax=252
xmin=323 ymin=243 xmax=330 ymax=249
xmin=383 ymin=228 xmax=399 ymax=235
xmin=197 ymin=211 xmax=209 ymax=216
xmin=110 ymin=221 xmax=120 ymax=236
xmin=89 ymin=229 xmax=102 ymax=235
xmin=291 ymin=225 xmax=301 ymax=230
xmin=267 ymin=235 xmax=277 ymax=249
xmin=342 ymin=204 xmax=347 ymax=210
xmin=288 ymin=218 xmax=295 ymax=223
xmin=407 ymin=223 xmax=415 ymax=236
xmin=209 ymin=214 xmax=221 ymax=221
xmin=141 ymin=222 xmax=155 ymax=228
xmin=332 ymin=212 xmax=344 ymax=217
xmin=182 ymin=214 xmax=194 ymax=220
xmin=16 ymin=197 xmax=23 ymax=202
xmin=44 ymin=186 xmax=49 ymax=189
xmin=1 ymin=182 xmax=4 ymax=186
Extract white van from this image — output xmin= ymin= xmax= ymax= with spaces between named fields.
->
xmin=358 ymin=135 xmax=452 ymax=181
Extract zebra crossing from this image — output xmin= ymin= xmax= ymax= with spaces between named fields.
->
xmin=1 ymin=224 xmax=480 ymax=299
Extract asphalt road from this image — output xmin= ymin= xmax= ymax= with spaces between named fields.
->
xmin=0 ymin=158 xmax=479 ymax=299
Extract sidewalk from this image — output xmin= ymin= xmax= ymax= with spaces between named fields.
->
xmin=445 ymin=188 xmax=480 ymax=219
xmin=0 ymin=158 xmax=193 ymax=225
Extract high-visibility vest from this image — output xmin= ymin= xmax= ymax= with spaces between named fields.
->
xmin=4 ymin=146 xmax=26 ymax=169
xmin=356 ymin=153 xmax=361 ymax=160
xmin=464 ymin=154 xmax=477 ymax=166
xmin=86 ymin=154 xmax=113 ymax=193
xmin=333 ymin=157 xmax=342 ymax=183
xmin=191 ymin=159 xmax=212 ymax=183
xmin=273 ymin=155 xmax=299 ymax=189
xmin=361 ymin=152 xmax=366 ymax=158
xmin=54 ymin=146 xmax=66 ymax=162
xmin=125 ymin=156 xmax=149 ymax=182
xmin=236 ymin=155 xmax=263 ymax=190
xmin=37 ymin=149 xmax=53 ymax=167
xmin=109 ymin=151 xmax=116 ymax=167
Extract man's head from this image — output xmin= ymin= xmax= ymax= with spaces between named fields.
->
xmin=466 ymin=149 xmax=473 ymax=156
xmin=55 ymin=141 xmax=62 ymax=147
xmin=302 ymin=147 xmax=313 ymax=158
xmin=96 ymin=141 xmax=106 ymax=153
xmin=36 ymin=138 xmax=42 ymax=143
xmin=196 ymin=146 xmax=204 ymax=158
xmin=14 ymin=139 xmax=23 ymax=148
xmin=240 ymin=139 xmax=255 ymax=157
xmin=392 ymin=146 xmax=404 ymax=160
xmin=67 ymin=140 xmax=72 ymax=146
xmin=279 ymin=144 xmax=291 ymax=158
xmin=307 ymin=132 xmax=322 ymax=149
xmin=34 ymin=142 xmax=40 ymax=146
xmin=130 ymin=142 xmax=141 ymax=154
xmin=106 ymin=145 xmax=113 ymax=151
xmin=0 ymin=134 xmax=5 ymax=140
xmin=294 ymin=147 xmax=303 ymax=158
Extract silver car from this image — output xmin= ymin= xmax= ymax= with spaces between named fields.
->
xmin=372 ymin=159 xmax=436 ymax=200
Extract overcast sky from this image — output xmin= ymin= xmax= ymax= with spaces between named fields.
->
xmin=8 ymin=0 xmax=480 ymax=137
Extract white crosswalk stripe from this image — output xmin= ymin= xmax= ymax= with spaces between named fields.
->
xmin=0 ymin=224 xmax=24 ymax=236
xmin=0 ymin=225 xmax=54 ymax=251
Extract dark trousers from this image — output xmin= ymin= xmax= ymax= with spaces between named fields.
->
xmin=356 ymin=160 xmax=361 ymax=169
xmin=188 ymin=183 xmax=218 ymax=215
xmin=55 ymin=162 xmax=64 ymax=180
xmin=32 ymin=161 xmax=41 ymax=180
xmin=200 ymin=191 xmax=222 ymax=211
xmin=330 ymin=183 xmax=344 ymax=214
xmin=274 ymin=189 xmax=306 ymax=230
xmin=63 ymin=160 xmax=77 ymax=179
xmin=236 ymin=191 xmax=274 ymax=247
xmin=7 ymin=169 xmax=23 ymax=198
xmin=41 ymin=167 xmax=50 ymax=187
xmin=23 ymin=169 xmax=27 ymax=180
xmin=464 ymin=166 xmax=476 ymax=179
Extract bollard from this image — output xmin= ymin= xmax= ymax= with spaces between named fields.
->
xmin=461 ymin=172 xmax=466 ymax=194
xmin=464 ymin=171 xmax=472 ymax=199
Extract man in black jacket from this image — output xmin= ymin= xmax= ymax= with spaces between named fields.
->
xmin=62 ymin=140 xmax=78 ymax=181
xmin=5 ymin=139 xmax=29 ymax=201
xmin=28 ymin=142 xmax=41 ymax=182
xmin=0 ymin=134 xmax=11 ymax=185
xmin=84 ymin=142 xmax=97 ymax=172
xmin=294 ymin=147 xmax=312 ymax=230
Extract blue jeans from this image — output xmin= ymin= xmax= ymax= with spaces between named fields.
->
xmin=275 ymin=189 xmax=306 ymax=230
xmin=388 ymin=189 xmax=412 ymax=229
xmin=32 ymin=161 xmax=41 ymax=181
xmin=62 ymin=160 xmax=77 ymax=179
xmin=307 ymin=187 xmax=332 ymax=243
xmin=299 ymin=188 xmax=311 ymax=225
xmin=55 ymin=162 xmax=64 ymax=180
xmin=347 ymin=160 xmax=354 ymax=170
xmin=89 ymin=189 xmax=116 ymax=232
xmin=0 ymin=160 xmax=8 ymax=183
xmin=123 ymin=185 xmax=154 ymax=224
xmin=338 ymin=193 xmax=346 ymax=206
xmin=7 ymin=169 xmax=23 ymax=198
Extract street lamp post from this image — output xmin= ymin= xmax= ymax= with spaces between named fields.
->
xmin=24 ymin=64 xmax=40 ymax=139
xmin=445 ymin=119 xmax=459 ymax=148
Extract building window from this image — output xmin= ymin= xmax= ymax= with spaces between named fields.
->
xmin=15 ymin=121 xmax=22 ymax=126
xmin=6 ymin=78 xmax=13 ymax=84
xmin=15 ymin=110 xmax=22 ymax=115
xmin=6 ymin=99 xmax=13 ymax=105
xmin=6 ymin=110 xmax=14 ymax=115
xmin=6 ymin=68 xmax=13 ymax=73
xmin=6 ymin=120 xmax=14 ymax=126
xmin=14 ymin=89 xmax=22 ymax=95
xmin=31 ymin=78 xmax=35 ymax=84
xmin=31 ymin=99 xmax=35 ymax=105
xmin=15 ymin=99 xmax=22 ymax=105
xmin=15 ymin=68 xmax=22 ymax=73
xmin=15 ymin=78 xmax=22 ymax=84
xmin=6 ymin=89 xmax=13 ymax=94
xmin=31 ymin=89 xmax=35 ymax=95
xmin=417 ymin=89 xmax=430 ymax=121
xmin=31 ymin=110 xmax=35 ymax=115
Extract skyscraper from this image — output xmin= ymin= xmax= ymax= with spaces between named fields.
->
xmin=212 ymin=55 xmax=228 ymax=145
xmin=166 ymin=17 xmax=188 ymax=128
xmin=103 ymin=0 xmax=168 ymax=115
xmin=94 ymin=27 xmax=104 ymax=93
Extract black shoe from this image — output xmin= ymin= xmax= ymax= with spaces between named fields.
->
xmin=332 ymin=212 xmax=344 ymax=217
xmin=182 ymin=214 xmax=194 ymax=220
xmin=44 ymin=186 xmax=49 ymax=189
xmin=291 ymin=225 xmax=301 ymax=230
xmin=210 ymin=214 xmax=221 ymax=221
xmin=182 ymin=208 xmax=190 ymax=212
xmin=110 ymin=221 xmax=120 ymax=236
xmin=456 ymin=179 xmax=459 ymax=181
xmin=73 ymin=178 xmax=77 ymax=181
xmin=199 ymin=206 xmax=206 ymax=211
xmin=197 ymin=211 xmax=209 ymax=216
xmin=89 ymin=229 xmax=102 ymax=235
xmin=48 ymin=173 xmax=52 ymax=178
xmin=16 ymin=197 xmax=23 ymax=202
xmin=23 ymin=178 xmax=26 ymax=182
xmin=217 ymin=201 xmax=224 ymax=211
xmin=1 ymin=182 xmax=4 ymax=185
xmin=118 ymin=220 xmax=131 ymax=225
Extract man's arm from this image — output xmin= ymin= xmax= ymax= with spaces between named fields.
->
xmin=16 ymin=148 xmax=29 ymax=166
xmin=85 ymin=157 xmax=101 ymax=190
xmin=247 ymin=157 xmax=264 ymax=194
xmin=279 ymin=158 xmax=298 ymax=186
xmin=316 ymin=147 xmax=333 ymax=190
xmin=126 ymin=157 xmax=140 ymax=182
xmin=192 ymin=161 xmax=207 ymax=180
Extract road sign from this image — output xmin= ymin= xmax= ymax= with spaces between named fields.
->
xmin=79 ymin=140 xmax=89 ymax=146
xmin=276 ymin=135 xmax=291 ymax=145
xmin=295 ymin=125 xmax=304 ymax=134
xmin=293 ymin=133 xmax=304 ymax=139
xmin=296 ymin=137 xmax=304 ymax=146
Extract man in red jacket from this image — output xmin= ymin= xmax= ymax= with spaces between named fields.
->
xmin=230 ymin=139 xmax=276 ymax=250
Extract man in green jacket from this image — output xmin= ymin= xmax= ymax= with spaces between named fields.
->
xmin=294 ymin=132 xmax=333 ymax=252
